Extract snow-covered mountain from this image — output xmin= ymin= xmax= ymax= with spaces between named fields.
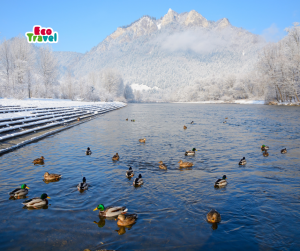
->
xmin=54 ymin=9 xmax=266 ymax=89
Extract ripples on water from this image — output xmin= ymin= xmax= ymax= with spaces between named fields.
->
xmin=0 ymin=104 xmax=300 ymax=250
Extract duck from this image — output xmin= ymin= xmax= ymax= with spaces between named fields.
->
xmin=261 ymin=145 xmax=269 ymax=151
xmin=33 ymin=156 xmax=45 ymax=165
xmin=117 ymin=214 xmax=138 ymax=226
xmin=93 ymin=204 xmax=128 ymax=217
xmin=126 ymin=166 xmax=134 ymax=178
xmin=9 ymin=184 xmax=29 ymax=198
xmin=223 ymin=121 xmax=227 ymax=124
xmin=86 ymin=147 xmax=92 ymax=155
xmin=112 ymin=153 xmax=119 ymax=161
xmin=263 ymin=150 xmax=269 ymax=157
xmin=131 ymin=119 xmax=135 ymax=122
xmin=281 ymin=148 xmax=287 ymax=154
xmin=158 ymin=161 xmax=167 ymax=170
xmin=214 ymin=175 xmax=227 ymax=187
xmin=22 ymin=193 xmax=50 ymax=208
xmin=185 ymin=148 xmax=197 ymax=156
xmin=44 ymin=172 xmax=62 ymax=181
xmin=126 ymin=118 xmax=128 ymax=121
xmin=77 ymin=117 xmax=80 ymax=121
xmin=239 ymin=157 xmax=246 ymax=165
xmin=178 ymin=160 xmax=193 ymax=168
xmin=139 ymin=138 xmax=146 ymax=143
xmin=225 ymin=117 xmax=228 ymax=119
xmin=191 ymin=121 xmax=194 ymax=124
xmin=207 ymin=209 xmax=221 ymax=223
xmin=133 ymin=174 xmax=143 ymax=186
xmin=77 ymin=177 xmax=88 ymax=191
xmin=183 ymin=125 xmax=187 ymax=130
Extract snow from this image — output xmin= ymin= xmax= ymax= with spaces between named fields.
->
xmin=131 ymin=84 xmax=160 ymax=92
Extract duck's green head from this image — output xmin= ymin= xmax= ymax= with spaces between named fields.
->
xmin=21 ymin=184 xmax=29 ymax=189
xmin=93 ymin=204 xmax=105 ymax=211
xmin=192 ymin=148 xmax=197 ymax=151
xmin=223 ymin=175 xmax=227 ymax=179
xmin=262 ymin=145 xmax=265 ymax=147
xmin=41 ymin=193 xmax=50 ymax=200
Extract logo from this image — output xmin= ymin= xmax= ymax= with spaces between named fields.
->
xmin=26 ymin=25 xmax=58 ymax=43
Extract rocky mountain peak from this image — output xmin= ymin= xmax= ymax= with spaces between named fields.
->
xmin=184 ymin=10 xmax=209 ymax=27
xmin=217 ymin=18 xmax=231 ymax=28
xmin=161 ymin=8 xmax=179 ymax=26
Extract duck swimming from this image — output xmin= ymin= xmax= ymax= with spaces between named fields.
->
xmin=9 ymin=184 xmax=29 ymax=198
xmin=185 ymin=148 xmax=197 ymax=156
xmin=93 ymin=204 xmax=128 ymax=217
xmin=158 ymin=161 xmax=167 ymax=170
xmin=77 ymin=177 xmax=88 ymax=191
xmin=263 ymin=150 xmax=269 ymax=157
xmin=281 ymin=148 xmax=287 ymax=154
xmin=223 ymin=121 xmax=227 ymax=124
xmin=133 ymin=174 xmax=143 ymax=186
xmin=86 ymin=147 xmax=92 ymax=155
xmin=126 ymin=166 xmax=134 ymax=178
xmin=178 ymin=160 xmax=193 ymax=168
xmin=112 ymin=153 xmax=119 ymax=161
xmin=183 ymin=125 xmax=187 ymax=130
xmin=214 ymin=175 xmax=227 ymax=187
xmin=261 ymin=145 xmax=269 ymax=151
xmin=191 ymin=121 xmax=194 ymax=124
xmin=33 ymin=156 xmax=44 ymax=165
xmin=44 ymin=172 xmax=62 ymax=181
xmin=117 ymin=214 xmax=138 ymax=226
xmin=239 ymin=157 xmax=246 ymax=165
xmin=126 ymin=118 xmax=128 ymax=121
xmin=207 ymin=209 xmax=221 ymax=223
xmin=22 ymin=193 xmax=50 ymax=208
xmin=139 ymin=138 xmax=146 ymax=143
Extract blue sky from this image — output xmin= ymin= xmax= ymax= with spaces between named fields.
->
xmin=0 ymin=0 xmax=299 ymax=53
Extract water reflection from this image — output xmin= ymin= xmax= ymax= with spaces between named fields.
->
xmin=115 ymin=225 xmax=134 ymax=235
xmin=43 ymin=178 xmax=61 ymax=184
xmin=22 ymin=205 xmax=49 ymax=210
xmin=9 ymin=195 xmax=28 ymax=200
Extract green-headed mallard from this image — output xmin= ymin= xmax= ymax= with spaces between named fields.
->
xmin=44 ymin=172 xmax=62 ymax=181
xmin=281 ymin=148 xmax=287 ymax=154
xmin=9 ymin=184 xmax=29 ymax=198
xmin=77 ymin=177 xmax=88 ymax=191
xmin=183 ymin=125 xmax=187 ymax=130
xmin=158 ymin=161 xmax=167 ymax=170
xmin=214 ymin=175 xmax=227 ymax=187
xmin=223 ymin=121 xmax=227 ymax=123
xmin=133 ymin=174 xmax=143 ymax=186
xmin=263 ymin=150 xmax=269 ymax=157
xmin=178 ymin=160 xmax=193 ymax=168
xmin=207 ymin=209 xmax=221 ymax=223
xmin=112 ymin=153 xmax=119 ymax=161
xmin=185 ymin=148 xmax=197 ymax=156
xmin=22 ymin=193 xmax=50 ymax=208
xmin=33 ymin=156 xmax=44 ymax=165
xmin=86 ymin=147 xmax=92 ymax=155
xmin=117 ymin=214 xmax=138 ymax=226
xmin=239 ymin=157 xmax=246 ymax=165
xmin=93 ymin=204 xmax=128 ymax=217
xmin=191 ymin=121 xmax=194 ymax=124
xmin=261 ymin=145 xmax=269 ymax=151
xmin=139 ymin=138 xmax=146 ymax=143
xmin=126 ymin=166 xmax=134 ymax=178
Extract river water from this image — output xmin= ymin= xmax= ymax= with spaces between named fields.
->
xmin=0 ymin=104 xmax=300 ymax=251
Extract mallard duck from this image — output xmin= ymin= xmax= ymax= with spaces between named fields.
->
xmin=158 ymin=161 xmax=167 ymax=170
xmin=44 ymin=172 xmax=62 ymax=181
xmin=207 ymin=209 xmax=221 ymax=223
xmin=133 ymin=174 xmax=143 ymax=186
xmin=223 ymin=121 xmax=227 ymax=123
xmin=225 ymin=117 xmax=228 ymax=119
xmin=131 ymin=119 xmax=135 ymax=122
xmin=93 ymin=204 xmax=128 ymax=217
xmin=239 ymin=157 xmax=246 ymax=165
xmin=214 ymin=175 xmax=227 ymax=187
xmin=261 ymin=145 xmax=269 ymax=151
xmin=33 ymin=156 xmax=45 ymax=165
xmin=112 ymin=153 xmax=119 ymax=161
xmin=126 ymin=166 xmax=134 ymax=178
xmin=126 ymin=118 xmax=128 ymax=121
xmin=139 ymin=138 xmax=146 ymax=143
xmin=9 ymin=184 xmax=29 ymax=197
xmin=281 ymin=148 xmax=287 ymax=154
xmin=263 ymin=150 xmax=269 ymax=157
xmin=178 ymin=160 xmax=193 ymax=168
xmin=77 ymin=177 xmax=88 ymax=190
xmin=185 ymin=148 xmax=197 ymax=156
xmin=183 ymin=125 xmax=187 ymax=130
xmin=117 ymin=214 xmax=138 ymax=226
xmin=86 ymin=147 xmax=92 ymax=155
xmin=77 ymin=117 xmax=80 ymax=121
xmin=22 ymin=193 xmax=50 ymax=208
xmin=191 ymin=121 xmax=194 ymax=124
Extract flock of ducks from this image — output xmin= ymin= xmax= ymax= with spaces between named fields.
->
xmin=8 ymin=117 xmax=289 ymax=230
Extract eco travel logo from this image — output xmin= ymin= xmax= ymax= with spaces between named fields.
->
xmin=26 ymin=25 xmax=58 ymax=43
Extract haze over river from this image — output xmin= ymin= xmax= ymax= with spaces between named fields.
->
xmin=0 ymin=104 xmax=300 ymax=251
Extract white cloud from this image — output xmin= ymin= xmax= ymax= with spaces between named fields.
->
xmin=261 ymin=24 xmax=285 ymax=42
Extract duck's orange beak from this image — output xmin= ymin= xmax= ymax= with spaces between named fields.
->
xmin=93 ymin=207 xmax=98 ymax=211
xmin=26 ymin=186 xmax=30 ymax=189
xmin=47 ymin=196 xmax=51 ymax=199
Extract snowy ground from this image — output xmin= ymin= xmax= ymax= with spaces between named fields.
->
xmin=174 ymin=99 xmax=265 ymax=104
xmin=0 ymin=98 xmax=126 ymax=119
